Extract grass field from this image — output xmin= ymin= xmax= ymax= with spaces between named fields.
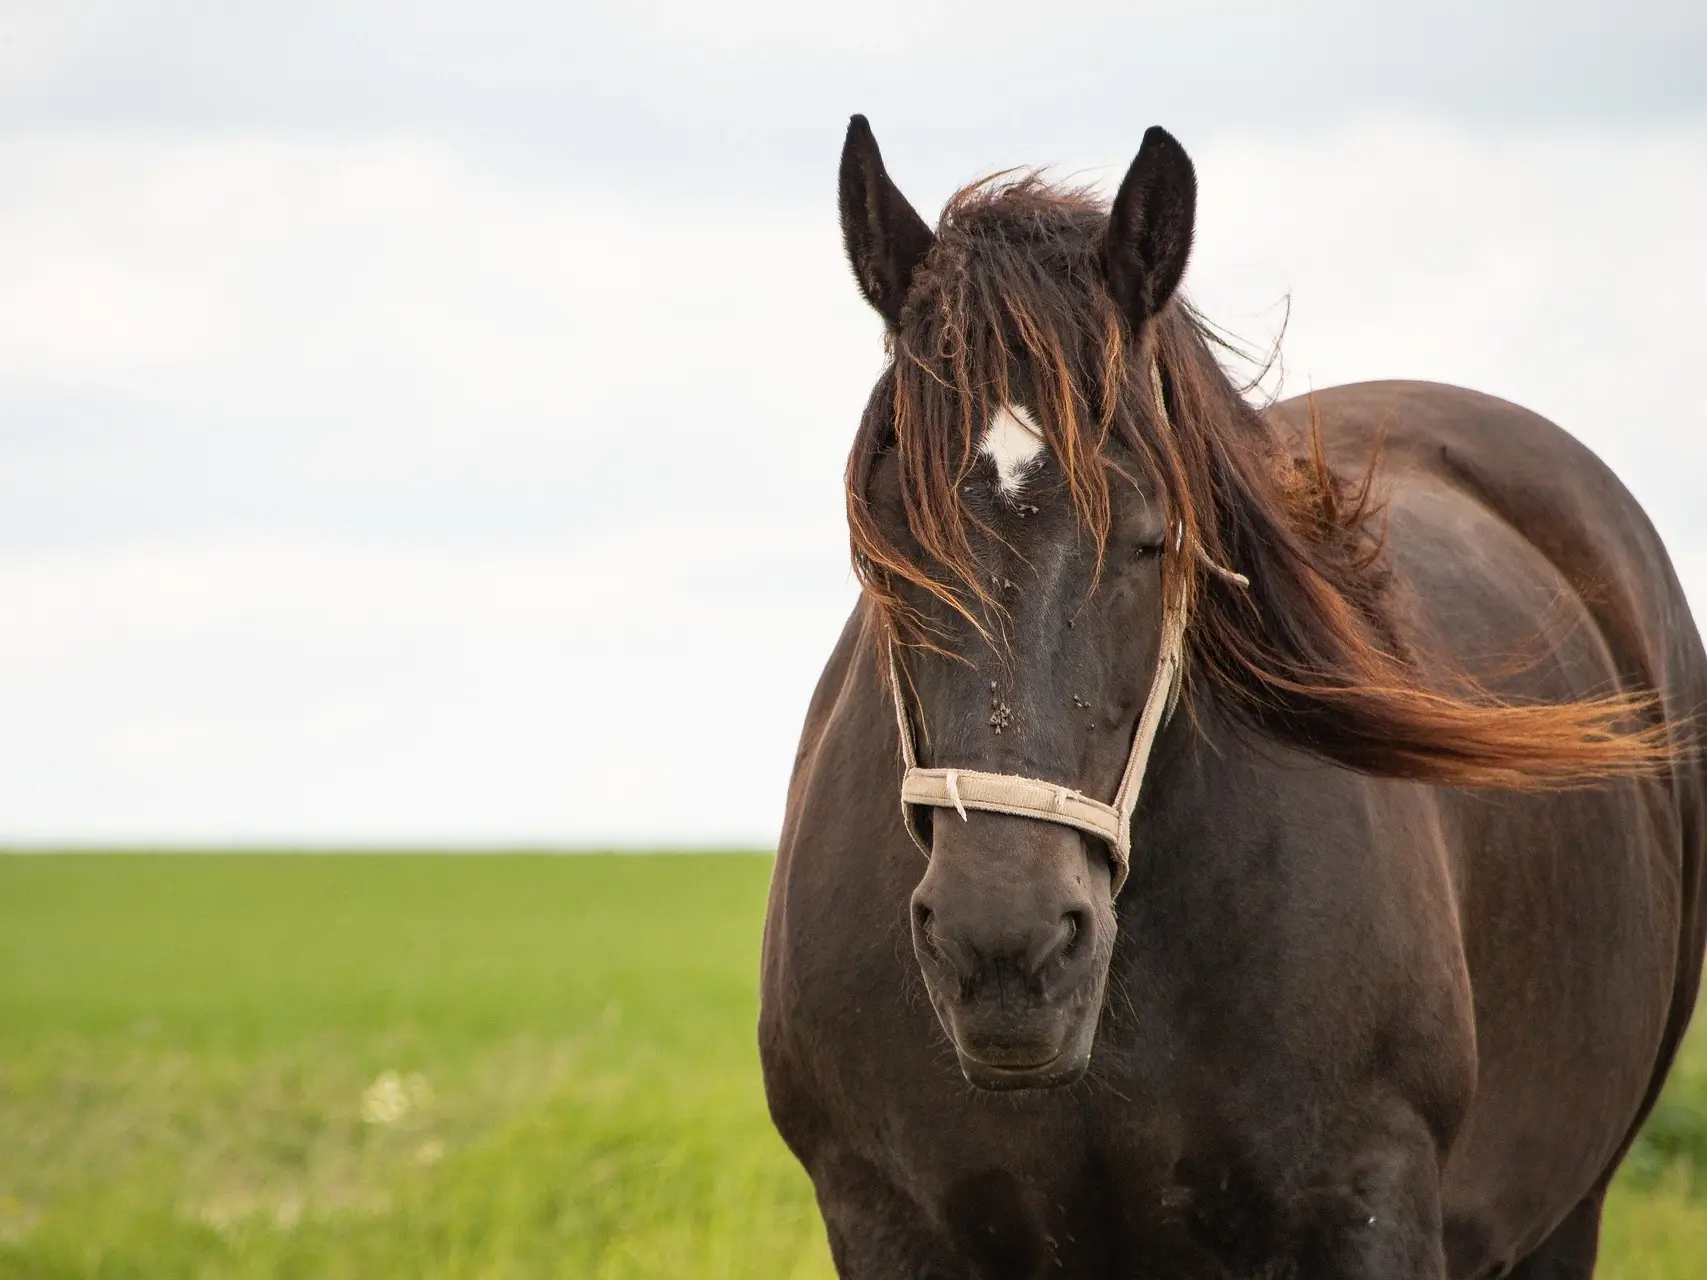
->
xmin=0 ymin=854 xmax=1703 ymax=1278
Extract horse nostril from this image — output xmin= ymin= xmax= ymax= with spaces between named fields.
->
xmin=1028 ymin=909 xmax=1088 ymax=977
xmin=912 ymin=901 xmax=945 ymax=963
xmin=1060 ymin=910 xmax=1085 ymax=961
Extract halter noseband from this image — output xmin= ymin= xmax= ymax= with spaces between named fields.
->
xmin=885 ymin=360 xmax=1243 ymax=897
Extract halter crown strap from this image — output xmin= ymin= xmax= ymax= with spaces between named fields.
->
xmin=885 ymin=358 xmax=1218 ymax=898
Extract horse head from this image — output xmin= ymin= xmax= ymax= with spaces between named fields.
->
xmin=840 ymin=117 xmax=1199 ymax=1089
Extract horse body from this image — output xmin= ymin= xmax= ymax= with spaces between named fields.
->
xmin=762 ymin=379 xmax=1707 ymax=1278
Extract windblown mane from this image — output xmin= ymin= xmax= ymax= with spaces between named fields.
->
xmin=845 ymin=174 xmax=1672 ymax=789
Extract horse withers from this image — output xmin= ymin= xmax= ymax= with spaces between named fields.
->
xmin=759 ymin=117 xmax=1707 ymax=1279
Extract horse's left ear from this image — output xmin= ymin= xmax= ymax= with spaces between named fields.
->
xmin=1103 ymin=126 xmax=1196 ymax=330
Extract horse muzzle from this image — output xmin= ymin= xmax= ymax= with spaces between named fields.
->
xmin=909 ymin=820 xmax=1115 ymax=1090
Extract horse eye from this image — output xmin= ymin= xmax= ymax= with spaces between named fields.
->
xmin=1135 ymin=542 xmax=1162 ymax=558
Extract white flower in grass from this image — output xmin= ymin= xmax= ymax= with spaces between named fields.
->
xmin=361 ymin=1069 xmax=432 ymax=1125
xmin=415 ymin=1138 xmax=446 ymax=1166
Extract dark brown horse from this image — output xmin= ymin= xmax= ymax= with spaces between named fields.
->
xmin=760 ymin=117 xmax=1707 ymax=1279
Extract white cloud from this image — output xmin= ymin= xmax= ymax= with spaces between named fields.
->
xmin=0 ymin=118 xmax=1703 ymax=844
xmin=1185 ymin=120 xmax=1707 ymax=540
xmin=0 ymin=4 xmax=118 ymax=91
xmin=0 ymin=134 xmax=882 ymax=542
xmin=0 ymin=535 xmax=856 ymax=844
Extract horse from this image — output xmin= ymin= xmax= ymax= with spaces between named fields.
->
xmin=759 ymin=116 xmax=1707 ymax=1279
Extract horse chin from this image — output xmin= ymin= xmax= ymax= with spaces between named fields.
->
xmin=955 ymin=1045 xmax=1091 ymax=1092
xmin=945 ymin=1001 xmax=1103 ymax=1092
xmin=924 ymin=960 xmax=1111 ymax=1092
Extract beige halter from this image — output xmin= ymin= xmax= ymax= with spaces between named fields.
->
xmin=886 ymin=361 xmax=1243 ymax=897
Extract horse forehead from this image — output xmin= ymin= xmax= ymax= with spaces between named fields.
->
xmin=980 ymin=403 xmax=1046 ymax=497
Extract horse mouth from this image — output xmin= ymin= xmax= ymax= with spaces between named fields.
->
xmin=955 ymin=1045 xmax=1089 ymax=1092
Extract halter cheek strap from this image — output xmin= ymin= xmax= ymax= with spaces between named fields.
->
xmin=885 ymin=359 xmax=1243 ymax=898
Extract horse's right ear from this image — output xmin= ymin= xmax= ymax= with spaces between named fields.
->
xmin=839 ymin=115 xmax=935 ymax=330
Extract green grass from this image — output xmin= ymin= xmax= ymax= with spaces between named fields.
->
xmin=0 ymin=854 xmax=829 ymax=1279
xmin=0 ymin=854 xmax=1702 ymax=1277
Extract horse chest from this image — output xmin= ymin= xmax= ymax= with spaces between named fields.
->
xmin=771 ymin=922 xmax=1373 ymax=1276
xmin=797 ymin=1042 xmax=1365 ymax=1279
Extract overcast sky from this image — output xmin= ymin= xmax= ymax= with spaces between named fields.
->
xmin=2 ymin=3 xmax=1704 ymax=845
